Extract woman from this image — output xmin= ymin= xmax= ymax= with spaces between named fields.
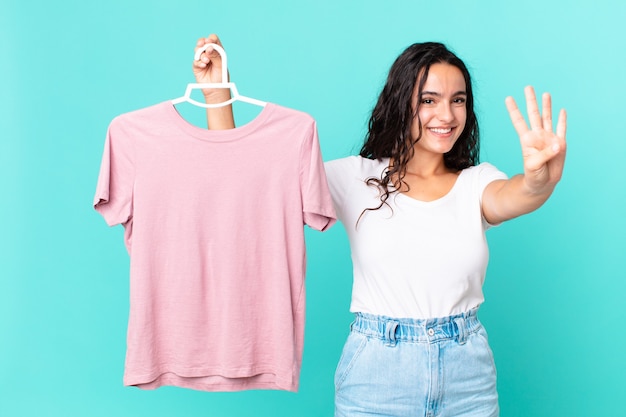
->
xmin=193 ymin=35 xmax=567 ymax=417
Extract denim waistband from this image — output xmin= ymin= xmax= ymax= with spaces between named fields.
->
xmin=351 ymin=308 xmax=481 ymax=345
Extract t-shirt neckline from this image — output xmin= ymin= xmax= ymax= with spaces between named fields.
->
xmin=163 ymin=101 xmax=275 ymax=142
xmin=375 ymin=157 xmax=467 ymax=206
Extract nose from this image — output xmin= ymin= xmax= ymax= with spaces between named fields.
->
xmin=437 ymin=102 xmax=454 ymax=123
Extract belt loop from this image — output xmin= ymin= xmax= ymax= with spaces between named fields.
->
xmin=385 ymin=321 xmax=398 ymax=346
xmin=454 ymin=317 xmax=467 ymax=345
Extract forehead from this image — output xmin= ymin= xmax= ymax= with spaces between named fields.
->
xmin=419 ymin=63 xmax=466 ymax=92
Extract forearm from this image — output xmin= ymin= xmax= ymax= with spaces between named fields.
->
xmin=205 ymin=90 xmax=235 ymax=130
xmin=192 ymin=35 xmax=236 ymax=130
xmin=483 ymin=174 xmax=556 ymax=224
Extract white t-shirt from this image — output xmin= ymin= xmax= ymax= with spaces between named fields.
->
xmin=324 ymin=156 xmax=507 ymax=319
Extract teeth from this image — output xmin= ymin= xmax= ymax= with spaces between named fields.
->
xmin=430 ymin=128 xmax=452 ymax=134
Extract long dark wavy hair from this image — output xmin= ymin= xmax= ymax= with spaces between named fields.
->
xmin=358 ymin=42 xmax=480 ymax=218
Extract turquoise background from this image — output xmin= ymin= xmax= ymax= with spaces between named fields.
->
xmin=1 ymin=0 xmax=625 ymax=416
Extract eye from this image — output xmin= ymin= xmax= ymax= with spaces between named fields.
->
xmin=453 ymin=97 xmax=467 ymax=104
xmin=421 ymin=98 xmax=435 ymax=105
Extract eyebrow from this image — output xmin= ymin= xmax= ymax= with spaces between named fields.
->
xmin=421 ymin=90 xmax=467 ymax=96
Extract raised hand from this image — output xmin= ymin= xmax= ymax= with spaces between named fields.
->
xmin=191 ymin=34 xmax=233 ymax=106
xmin=505 ymin=86 xmax=567 ymax=194
xmin=192 ymin=34 xmax=227 ymax=84
xmin=189 ymin=34 xmax=235 ymax=129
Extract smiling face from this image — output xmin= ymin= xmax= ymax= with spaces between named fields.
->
xmin=411 ymin=63 xmax=468 ymax=157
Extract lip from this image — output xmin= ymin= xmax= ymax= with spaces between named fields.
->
xmin=427 ymin=127 xmax=456 ymax=135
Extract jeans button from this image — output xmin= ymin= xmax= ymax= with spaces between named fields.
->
xmin=427 ymin=328 xmax=435 ymax=336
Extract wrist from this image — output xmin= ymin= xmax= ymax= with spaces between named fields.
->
xmin=202 ymin=89 xmax=231 ymax=103
xmin=521 ymin=175 xmax=555 ymax=197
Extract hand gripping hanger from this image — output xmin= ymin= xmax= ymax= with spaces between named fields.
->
xmin=172 ymin=43 xmax=266 ymax=108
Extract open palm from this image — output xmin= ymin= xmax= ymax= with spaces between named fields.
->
xmin=505 ymin=86 xmax=567 ymax=193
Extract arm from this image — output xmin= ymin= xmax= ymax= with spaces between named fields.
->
xmin=192 ymin=34 xmax=236 ymax=130
xmin=482 ymin=86 xmax=567 ymax=224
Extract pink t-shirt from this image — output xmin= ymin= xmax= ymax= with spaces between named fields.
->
xmin=94 ymin=101 xmax=336 ymax=392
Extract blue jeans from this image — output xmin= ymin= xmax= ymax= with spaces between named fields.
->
xmin=334 ymin=308 xmax=499 ymax=417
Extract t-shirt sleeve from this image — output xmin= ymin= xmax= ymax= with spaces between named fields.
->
xmin=475 ymin=162 xmax=508 ymax=228
xmin=323 ymin=156 xmax=358 ymax=222
xmin=93 ymin=121 xmax=135 ymax=227
xmin=476 ymin=162 xmax=508 ymax=203
xmin=299 ymin=120 xmax=336 ymax=231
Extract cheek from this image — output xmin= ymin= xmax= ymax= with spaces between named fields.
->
xmin=411 ymin=111 xmax=426 ymax=138
xmin=456 ymin=108 xmax=467 ymax=130
xmin=414 ymin=108 xmax=432 ymax=131
xmin=417 ymin=106 xmax=431 ymax=122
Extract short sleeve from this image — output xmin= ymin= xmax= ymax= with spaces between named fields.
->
xmin=323 ymin=156 xmax=360 ymax=222
xmin=475 ymin=162 xmax=508 ymax=205
xmin=299 ymin=120 xmax=336 ymax=231
xmin=474 ymin=162 xmax=508 ymax=228
xmin=93 ymin=122 xmax=135 ymax=227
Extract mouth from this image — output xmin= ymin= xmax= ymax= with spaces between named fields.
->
xmin=428 ymin=127 xmax=454 ymax=134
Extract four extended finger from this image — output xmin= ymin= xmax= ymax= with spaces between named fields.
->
xmin=525 ymin=86 xmax=542 ymax=131
xmin=542 ymin=92 xmax=553 ymax=133
xmin=556 ymin=108 xmax=567 ymax=140
xmin=505 ymin=96 xmax=530 ymax=137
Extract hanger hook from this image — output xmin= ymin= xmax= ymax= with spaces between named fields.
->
xmin=194 ymin=43 xmax=228 ymax=83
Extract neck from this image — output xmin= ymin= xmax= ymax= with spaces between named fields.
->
xmin=402 ymin=153 xmax=448 ymax=177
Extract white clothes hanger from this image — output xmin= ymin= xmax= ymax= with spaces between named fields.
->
xmin=172 ymin=43 xmax=266 ymax=108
